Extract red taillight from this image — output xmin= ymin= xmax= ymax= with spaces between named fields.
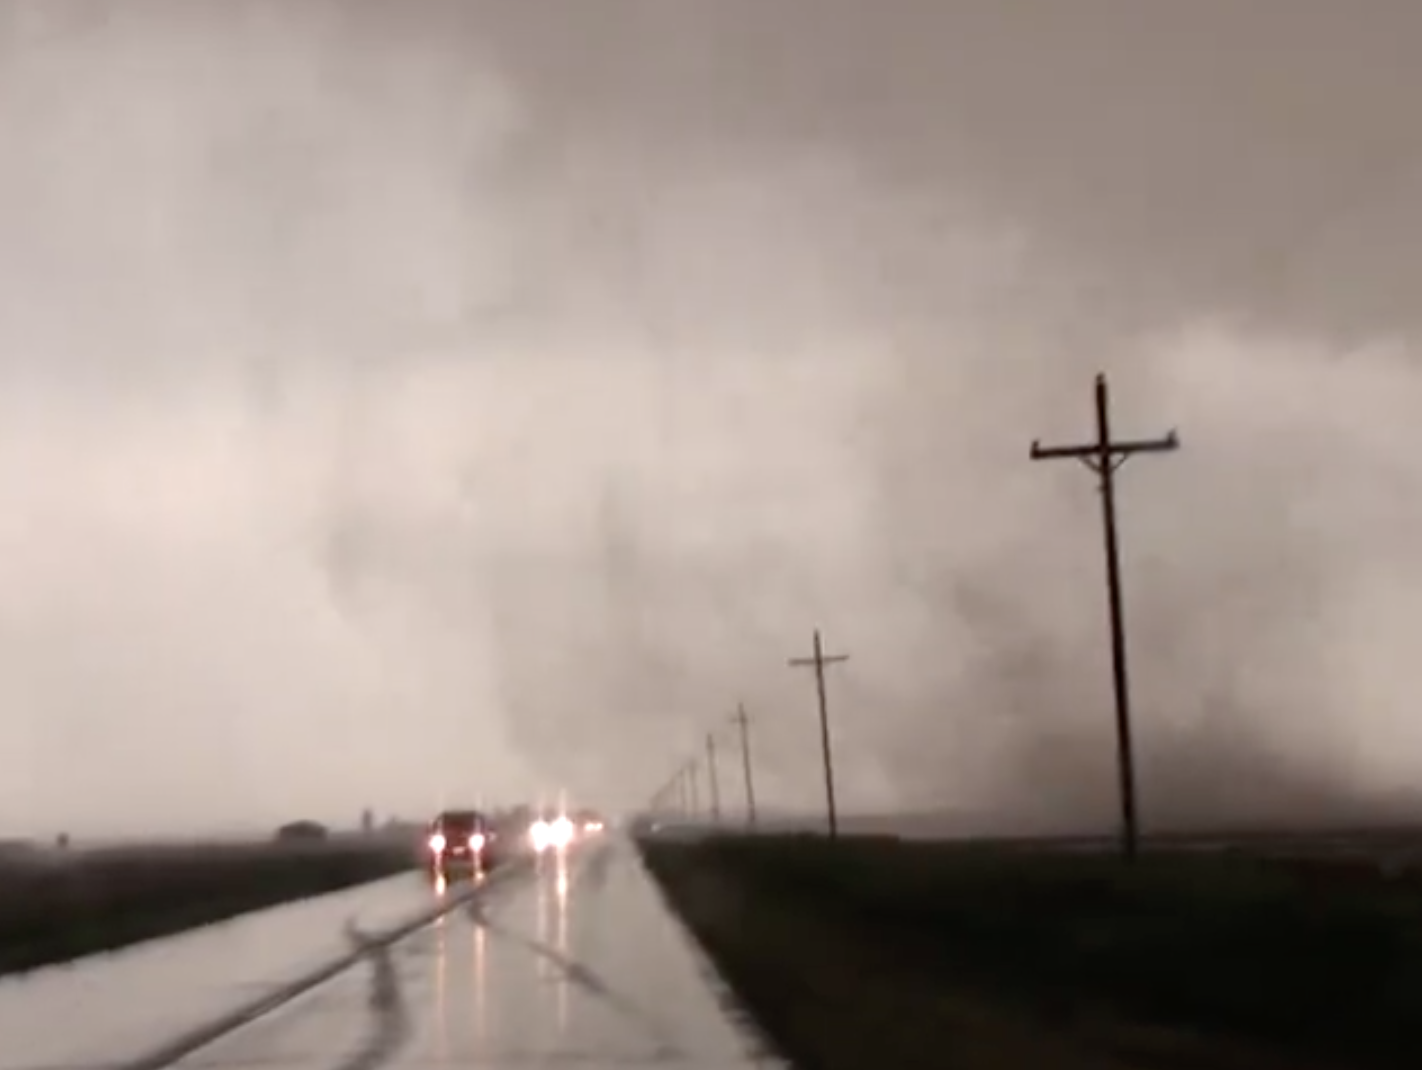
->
xmin=469 ymin=832 xmax=486 ymax=850
xmin=428 ymin=833 xmax=446 ymax=852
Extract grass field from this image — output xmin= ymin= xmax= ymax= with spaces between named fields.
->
xmin=640 ymin=833 xmax=1422 ymax=1070
xmin=0 ymin=837 xmax=421 ymax=975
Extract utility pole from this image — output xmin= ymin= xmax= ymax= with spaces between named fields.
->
xmin=733 ymin=702 xmax=758 ymax=827
xmin=789 ymin=628 xmax=850 ymax=838
xmin=706 ymin=732 xmax=721 ymax=823
xmin=686 ymin=759 xmax=700 ymax=817
xmin=1029 ymin=371 xmax=1180 ymax=862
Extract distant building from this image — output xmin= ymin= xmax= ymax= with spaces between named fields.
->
xmin=275 ymin=820 xmax=328 ymax=842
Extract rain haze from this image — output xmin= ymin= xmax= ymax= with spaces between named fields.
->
xmin=2 ymin=0 xmax=1422 ymax=838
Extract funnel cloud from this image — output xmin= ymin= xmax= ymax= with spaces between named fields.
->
xmin=1 ymin=1 xmax=1421 ymax=836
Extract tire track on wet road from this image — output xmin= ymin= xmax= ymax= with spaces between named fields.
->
xmin=328 ymin=926 xmax=412 ymax=1070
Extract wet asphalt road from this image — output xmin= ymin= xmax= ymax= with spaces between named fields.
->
xmin=0 ymin=836 xmax=777 ymax=1070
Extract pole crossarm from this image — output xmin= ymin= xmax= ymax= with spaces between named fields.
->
xmin=1030 ymin=430 xmax=1179 ymax=470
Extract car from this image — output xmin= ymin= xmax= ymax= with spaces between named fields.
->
xmin=425 ymin=809 xmax=495 ymax=876
xmin=528 ymin=811 xmax=574 ymax=852
xmin=572 ymin=808 xmax=607 ymax=834
xmin=524 ymin=807 xmax=608 ymax=852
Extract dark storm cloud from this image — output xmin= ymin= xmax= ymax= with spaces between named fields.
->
xmin=3 ymin=1 xmax=1422 ymax=834
xmin=452 ymin=1 xmax=1422 ymax=826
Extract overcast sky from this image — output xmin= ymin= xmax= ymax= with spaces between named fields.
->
xmin=3 ymin=1 xmax=1422 ymax=837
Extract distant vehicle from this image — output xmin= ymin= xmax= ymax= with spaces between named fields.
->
xmin=572 ymin=808 xmax=607 ymax=834
xmin=276 ymin=820 xmax=328 ymax=842
xmin=426 ymin=809 xmax=494 ymax=876
xmin=528 ymin=811 xmax=576 ymax=852
xmin=525 ymin=807 xmax=607 ymax=852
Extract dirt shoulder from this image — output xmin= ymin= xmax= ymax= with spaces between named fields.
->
xmin=639 ymin=833 xmax=1422 ymax=1070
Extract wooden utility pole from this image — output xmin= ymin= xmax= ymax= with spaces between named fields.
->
xmin=789 ymin=629 xmax=850 ymax=838
xmin=1029 ymin=371 xmax=1180 ymax=862
xmin=706 ymin=732 xmax=721 ymax=823
xmin=733 ymin=702 xmax=758 ymax=827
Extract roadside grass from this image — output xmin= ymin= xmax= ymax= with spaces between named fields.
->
xmin=0 ymin=839 xmax=421 ymax=975
xmin=641 ymin=833 xmax=1422 ymax=1070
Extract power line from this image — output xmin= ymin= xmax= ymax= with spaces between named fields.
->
xmin=788 ymin=628 xmax=850 ymax=839
xmin=1030 ymin=372 xmax=1180 ymax=862
xmin=674 ymin=765 xmax=688 ymax=816
xmin=685 ymin=759 xmax=699 ymax=818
